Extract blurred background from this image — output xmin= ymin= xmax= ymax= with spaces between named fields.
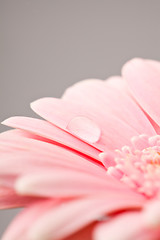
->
xmin=1 ymin=0 xmax=160 ymax=237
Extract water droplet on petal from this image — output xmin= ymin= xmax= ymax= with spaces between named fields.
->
xmin=67 ymin=116 xmax=101 ymax=143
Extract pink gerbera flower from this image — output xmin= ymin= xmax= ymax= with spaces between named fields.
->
xmin=1 ymin=58 xmax=160 ymax=240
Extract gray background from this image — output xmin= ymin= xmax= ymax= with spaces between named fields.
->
xmin=1 ymin=0 xmax=160 ymax=237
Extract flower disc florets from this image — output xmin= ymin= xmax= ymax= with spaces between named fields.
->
xmin=107 ymin=135 xmax=160 ymax=198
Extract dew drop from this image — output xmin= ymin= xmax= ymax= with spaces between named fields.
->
xmin=67 ymin=116 xmax=101 ymax=143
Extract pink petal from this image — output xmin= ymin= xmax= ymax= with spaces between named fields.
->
xmin=1 ymin=199 xmax=59 ymax=240
xmin=103 ymin=76 xmax=126 ymax=89
xmin=122 ymin=58 xmax=160 ymax=128
xmin=1 ymin=196 xmax=143 ymax=240
xmin=30 ymin=97 xmax=146 ymax=152
xmin=2 ymin=117 xmax=100 ymax=160
xmin=143 ymin=200 xmax=160 ymax=228
xmin=14 ymin=169 xmax=141 ymax=198
xmin=63 ymin=77 xmax=155 ymax=136
xmin=28 ymin=195 xmax=144 ymax=240
xmin=0 ymin=131 xmax=105 ymax=177
xmin=67 ymin=116 xmax=101 ymax=143
xmin=94 ymin=212 xmax=144 ymax=240
xmin=0 ymin=128 xmax=55 ymax=145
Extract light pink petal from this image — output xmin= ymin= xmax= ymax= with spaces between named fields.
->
xmin=143 ymin=199 xmax=160 ymax=228
xmin=104 ymin=76 xmax=126 ymax=89
xmin=0 ymin=153 xmax=102 ymax=178
xmin=28 ymin=195 xmax=144 ymax=240
xmin=63 ymin=77 xmax=155 ymax=136
xmin=14 ymin=169 xmax=143 ymax=198
xmin=94 ymin=212 xmax=144 ymax=240
xmin=122 ymin=58 xmax=160 ymax=128
xmin=2 ymin=117 xmax=100 ymax=160
xmin=0 ymin=128 xmax=40 ymax=140
xmin=67 ymin=116 xmax=101 ymax=143
xmin=0 ymin=128 xmax=59 ymax=146
xmin=1 ymin=196 xmax=143 ymax=240
xmin=1 ymin=199 xmax=59 ymax=240
xmin=0 ymin=131 xmax=105 ymax=177
xmin=30 ymin=97 xmax=146 ymax=152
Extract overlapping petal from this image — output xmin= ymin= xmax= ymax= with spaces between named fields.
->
xmin=30 ymin=98 xmax=142 ymax=152
xmin=94 ymin=212 xmax=144 ymax=240
xmin=63 ymin=77 xmax=155 ymax=136
xmin=0 ymin=130 xmax=104 ymax=177
xmin=2 ymin=117 xmax=100 ymax=160
xmin=1 ymin=200 xmax=59 ymax=240
xmin=14 ymin=169 xmax=145 ymax=198
xmin=122 ymin=58 xmax=160 ymax=129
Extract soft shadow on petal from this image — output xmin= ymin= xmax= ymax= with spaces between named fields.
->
xmin=63 ymin=223 xmax=95 ymax=240
xmin=93 ymin=211 xmax=144 ymax=240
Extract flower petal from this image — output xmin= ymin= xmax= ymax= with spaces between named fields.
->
xmin=67 ymin=116 xmax=101 ymax=144
xmin=63 ymin=77 xmax=155 ymax=136
xmin=143 ymin=200 xmax=160 ymax=228
xmin=14 ymin=169 xmax=142 ymax=198
xmin=0 ymin=132 xmax=105 ymax=179
xmin=28 ymin=195 xmax=144 ymax=240
xmin=122 ymin=58 xmax=160 ymax=128
xmin=1 ymin=200 xmax=59 ymax=240
xmin=31 ymin=97 xmax=144 ymax=152
xmin=2 ymin=117 xmax=100 ymax=160
xmin=94 ymin=212 xmax=144 ymax=240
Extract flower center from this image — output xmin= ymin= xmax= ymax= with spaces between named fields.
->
xmin=105 ymin=135 xmax=160 ymax=198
